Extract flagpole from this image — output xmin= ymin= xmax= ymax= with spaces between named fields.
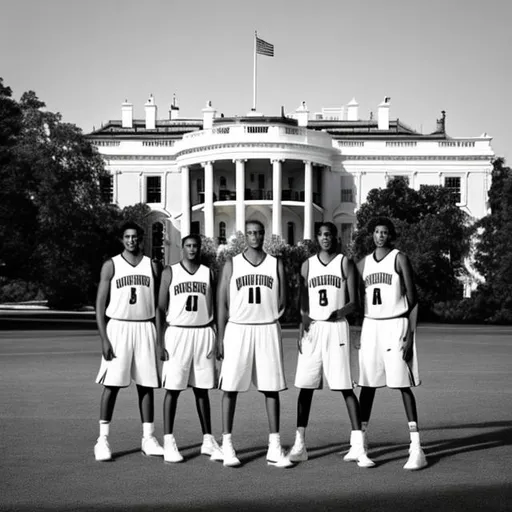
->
xmin=252 ymin=31 xmax=257 ymax=111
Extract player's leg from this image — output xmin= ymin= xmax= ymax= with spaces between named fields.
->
xmin=221 ymin=391 xmax=241 ymax=467
xmin=162 ymin=389 xmax=184 ymax=463
xmin=193 ymin=387 xmax=223 ymax=461
xmin=288 ymin=388 xmax=313 ymax=462
xmin=94 ymin=385 xmax=120 ymax=461
xmin=340 ymin=389 xmax=375 ymax=467
xmin=136 ymin=384 xmax=163 ymax=457
xmin=400 ymin=387 xmax=427 ymax=470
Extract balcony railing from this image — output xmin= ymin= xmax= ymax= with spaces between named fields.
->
xmin=194 ymin=189 xmax=322 ymax=206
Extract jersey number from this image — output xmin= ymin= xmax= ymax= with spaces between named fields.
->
xmin=319 ymin=289 xmax=328 ymax=306
xmin=185 ymin=295 xmax=198 ymax=312
xmin=129 ymin=287 xmax=137 ymax=305
xmin=248 ymin=287 xmax=261 ymax=304
xmin=372 ymin=288 xmax=382 ymax=305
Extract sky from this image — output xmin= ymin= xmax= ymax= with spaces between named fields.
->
xmin=1 ymin=0 xmax=511 ymax=162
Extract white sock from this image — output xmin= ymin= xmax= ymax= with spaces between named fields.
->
xmin=142 ymin=422 xmax=155 ymax=438
xmin=297 ymin=427 xmax=306 ymax=443
xmin=203 ymin=433 xmax=213 ymax=442
xmin=410 ymin=431 xmax=421 ymax=448
xmin=223 ymin=433 xmax=232 ymax=444
xmin=164 ymin=433 xmax=175 ymax=441
xmin=269 ymin=432 xmax=280 ymax=445
xmin=408 ymin=421 xmax=418 ymax=432
xmin=99 ymin=420 xmax=110 ymax=437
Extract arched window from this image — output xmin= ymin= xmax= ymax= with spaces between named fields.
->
xmin=287 ymin=222 xmax=295 ymax=246
xmin=219 ymin=221 xmax=226 ymax=245
xmin=151 ymin=222 xmax=164 ymax=262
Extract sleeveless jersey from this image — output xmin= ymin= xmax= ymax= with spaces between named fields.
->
xmin=106 ymin=255 xmax=155 ymax=321
xmin=229 ymin=252 xmax=279 ymax=324
xmin=307 ymin=254 xmax=346 ymax=321
xmin=166 ymin=263 xmax=213 ymax=326
xmin=362 ymin=249 xmax=408 ymax=319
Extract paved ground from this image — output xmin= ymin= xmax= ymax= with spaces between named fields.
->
xmin=0 ymin=320 xmax=511 ymax=511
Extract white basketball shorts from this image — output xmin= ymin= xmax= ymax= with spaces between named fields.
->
xmin=294 ymin=319 xmax=353 ymax=390
xmin=219 ymin=322 xmax=286 ymax=393
xmin=358 ymin=317 xmax=421 ymax=388
xmin=96 ymin=319 xmax=160 ymax=388
xmin=162 ymin=325 xmax=217 ymax=390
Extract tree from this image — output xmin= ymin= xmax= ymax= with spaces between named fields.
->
xmin=0 ymin=78 xmax=117 ymax=307
xmin=473 ymin=158 xmax=512 ymax=323
xmin=352 ymin=177 xmax=472 ymax=315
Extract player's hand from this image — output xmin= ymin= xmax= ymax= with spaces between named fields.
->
xmin=216 ymin=338 xmax=224 ymax=361
xmin=402 ymin=331 xmax=414 ymax=362
xmin=297 ymin=323 xmax=305 ymax=354
xmin=159 ymin=345 xmax=169 ymax=361
xmin=101 ymin=340 xmax=116 ymax=361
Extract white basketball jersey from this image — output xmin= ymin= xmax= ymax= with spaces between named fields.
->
xmin=106 ymin=255 xmax=155 ymax=321
xmin=307 ymin=254 xmax=346 ymax=321
xmin=166 ymin=263 xmax=213 ymax=327
xmin=363 ymin=249 xmax=408 ymax=319
xmin=229 ymin=253 xmax=279 ymax=324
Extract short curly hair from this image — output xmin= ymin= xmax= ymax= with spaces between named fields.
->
xmin=366 ymin=217 xmax=397 ymax=242
xmin=181 ymin=234 xmax=202 ymax=248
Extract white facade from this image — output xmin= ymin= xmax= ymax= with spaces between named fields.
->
xmin=89 ymin=96 xmax=494 ymax=266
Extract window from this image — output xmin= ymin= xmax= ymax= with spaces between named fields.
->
xmin=444 ymin=177 xmax=461 ymax=203
xmin=341 ymin=223 xmax=352 ymax=251
xmin=146 ymin=176 xmax=161 ymax=203
xmin=340 ymin=176 xmax=353 ymax=203
xmin=287 ymin=222 xmax=295 ymax=246
xmin=219 ymin=176 xmax=227 ymax=189
xmin=288 ymin=177 xmax=295 ymax=189
xmin=191 ymin=221 xmax=200 ymax=234
xmin=151 ymin=222 xmax=164 ymax=262
xmin=100 ymin=175 xmax=113 ymax=203
xmin=218 ymin=221 xmax=226 ymax=244
xmin=258 ymin=174 xmax=265 ymax=190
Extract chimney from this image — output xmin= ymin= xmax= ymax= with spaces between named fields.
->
xmin=169 ymin=94 xmax=180 ymax=120
xmin=121 ymin=99 xmax=133 ymax=128
xmin=435 ymin=110 xmax=446 ymax=134
xmin=295 ymin=101 xmax=309 ymax=127
xmin=347 ymin=98 xmax=359 ymax=121
xmin=202 ymin=100 xmax=216 ymax=129
xmin=145 ymin=94 xmax=157 ymax=129
xmin=378 ymin=96 xmax=391 ymax=130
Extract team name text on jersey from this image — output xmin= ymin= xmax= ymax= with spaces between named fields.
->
xmin=236 ymin=274 xmax=274 ymax=290
xmin=308 ymin=275 xmax=342 ymax=289
xmin=173 ymin=281 xmax=207 ymax=295
xmin=116 ymin=275 xmax=151 ymax=288
xmin=364 ymin=272 xmax=393 ymax=287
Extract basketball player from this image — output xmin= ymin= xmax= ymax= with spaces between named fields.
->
xmin=216 ymin=220 xmax=292 ymax=468
xmin=155 ymin=234 xmax=223 ymax=463
xmin=357 ymin=217 xmax=427 ymax=470
xmin=94 ymin=222 xmax=163 ymax=461
xmin=288 ymin=222 xmax=374 ymax=467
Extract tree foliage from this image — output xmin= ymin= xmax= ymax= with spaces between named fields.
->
xmin=351 ymin=177 xmax=472 ymax=315
xmin=472 ymin=158 xmax=512 ymax=323
xmin=0 ymin=78 xmax=118 ymax=308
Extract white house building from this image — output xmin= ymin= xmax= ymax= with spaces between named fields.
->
xmin=89 ymin=95 xmax=494 ymax=266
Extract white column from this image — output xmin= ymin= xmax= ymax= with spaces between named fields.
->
xmin=180 ymin=166 xmax=191 ymax=237
xmin=303 ymin=161 xmax=313 ymax=240
xmin=203 ymin=161 xmax=214 ymax=238
xmin=235 ymin=159 xmax=246 ymax=233
xmin=272 ymin=159 xmax=283 ymax=237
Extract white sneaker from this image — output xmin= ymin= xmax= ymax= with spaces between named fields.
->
xmin=288 ymin=441 xmax=308 ymax=462
xmin=141 ymin=435 xmax=164 ymax=457
xmin=404 ymin=446 xmax=428 ymax=470
xmin=163 ymin=435 xmax=184 ymax=463
xmin=222 ymin=440 xmax=241 ymax=467
xmin=94 ymin=436 xmax=112 ymax=462
xmin=342 ymin=431 xmax=375 ymax=468
xmin=201 ymin=435 xmax=223 ymax=462
xmin=267 ymin=443 xmax=294 ymax=468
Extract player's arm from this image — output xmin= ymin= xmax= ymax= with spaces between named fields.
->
xmin=355 ymin=258 xmax=366 ymax=316
xmin=156 ymin=265 xmax=172 ymax=361
xmin=151 ymin=259 xmax=162 ymax=304
xmin=207 ymin=267 xmax=217 ymax=359
xmin=397 ymin=252 xmax=418 ymax=361
xmin=298 ymin=259 xmax=310 ymax=353
xmin=277 ymin=256 xmax=287 ymax=318
xmin=328 ymin=257 xmax=357 ymax=321
xmin=95 ymin=259 xmax=115 ymax=360
xmin=216 ymin=257 xmax=232 ymax=360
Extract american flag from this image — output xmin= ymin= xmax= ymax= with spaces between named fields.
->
xmin=256 ymin=36 xmax=274 ymax=57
